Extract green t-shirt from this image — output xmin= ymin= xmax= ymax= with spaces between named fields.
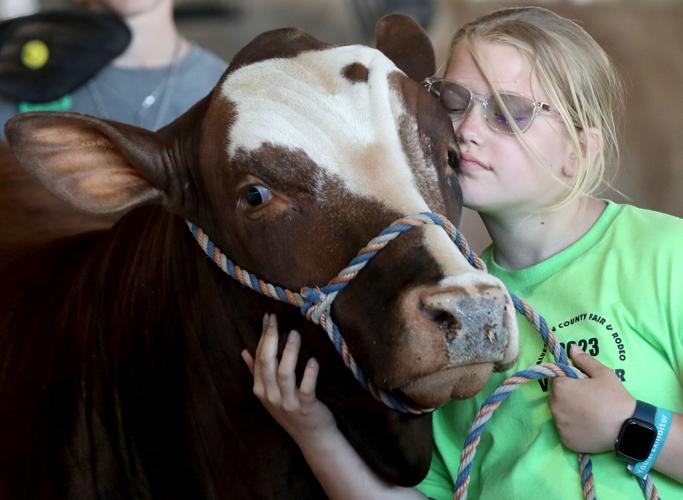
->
xmin=417 ymin=202 xmax=683 ymax=499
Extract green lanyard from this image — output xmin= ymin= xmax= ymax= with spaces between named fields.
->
xmin=18 ymin=95 xmax=72 ymax=113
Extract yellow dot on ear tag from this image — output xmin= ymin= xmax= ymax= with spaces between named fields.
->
xmin=21 ymin=39 xmax=50 ymax=70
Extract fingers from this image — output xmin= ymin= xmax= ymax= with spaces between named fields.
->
xmin=278 ymin=330 xmax=302 ymax=411
xmin=251 ymin=313 xmax=274 ymax=400
xmin=241 ymin=349 xmax=254 ymax=374
xmin=249 ymin=313 xmax=321 ymax=415
xmin=258 ymin=314 xmax=282 ymax=405
xmin=569 ymin=344 xmax=609 ymax=378
xmin=252 ymin=312 xmax=270 ymax=375
xmin=241 ymin=313 xmax=268 ymax=378
xmin=298 ymin=358 xmax=320 ymax=412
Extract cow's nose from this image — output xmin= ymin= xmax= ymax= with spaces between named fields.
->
xmin=420 ymin=283 xmax=511 ymax=370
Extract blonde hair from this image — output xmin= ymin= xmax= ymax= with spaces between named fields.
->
xmin=446 ymin=6 xmax=624 ymax=209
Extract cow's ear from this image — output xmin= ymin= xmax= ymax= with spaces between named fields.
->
xmin=375 ymin=14 xmax=435 ymax=83
xmin=5 ymin=112 xmax=174 ymax=215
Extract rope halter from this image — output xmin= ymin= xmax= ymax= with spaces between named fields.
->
xmin=187 ymin=212 xmax=482 ymax=415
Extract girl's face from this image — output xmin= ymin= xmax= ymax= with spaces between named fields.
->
xmin=444 ymin=40 xmax=574 ymax=218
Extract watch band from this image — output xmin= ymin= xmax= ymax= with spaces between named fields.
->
xmin=627 ymin=403 xmax=673 ymax=479
xmin=615 ymin=400 xmax=657 ymax=463
xmin=632 ymin=400 xmax=656 ymax=424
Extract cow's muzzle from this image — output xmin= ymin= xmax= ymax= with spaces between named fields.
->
xmin=388 ymin=273 xmax=517 ymax=408
xmin=420 ymin=274 xmax=517 ymax=372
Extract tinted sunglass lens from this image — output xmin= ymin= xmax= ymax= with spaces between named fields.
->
xmin=436 ymin=82 xmax=471 ymax=117
xmin=486 ymin=94 xmax=535 ymax=132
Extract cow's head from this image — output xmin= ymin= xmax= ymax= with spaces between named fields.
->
xmin=5 ymin=13 xmax=517 ymax=480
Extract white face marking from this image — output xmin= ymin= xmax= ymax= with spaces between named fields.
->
xmin=222 ymin=44 xmax=495 ymax=281
xmin=220 ymin=42 xmax=518 ymax=361
xmin=222 ymin=45 xmax=434 ymax=215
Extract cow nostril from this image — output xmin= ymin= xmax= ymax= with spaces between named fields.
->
xmin=421 ymin=306 xmax=462 ymax=341
xmin=417 ymin=284 xmax=512 ymax=368
xmin=447 ymin=149 xmax=459 ymax=169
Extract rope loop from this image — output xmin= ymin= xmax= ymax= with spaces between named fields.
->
xmin=454 ymin=293 xmax=660 ymax=500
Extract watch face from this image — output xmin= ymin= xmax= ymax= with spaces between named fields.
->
xmin=617 ymin=420 xmax=657 ymax=461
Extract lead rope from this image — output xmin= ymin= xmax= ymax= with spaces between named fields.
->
xmin=186 ymin=215 xmax=659 ymax=499
xmin=453 ymin=261 xmax=660 ymax=500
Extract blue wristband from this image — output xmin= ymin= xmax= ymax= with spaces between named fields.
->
xmin=628 ymin=407 xmax=672 ymax=479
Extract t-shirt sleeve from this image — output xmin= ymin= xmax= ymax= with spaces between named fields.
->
xmin=415 ymin=444 xmax=453 ymax=500
xmin=650 ymin=211 xmax=683 ymax=381
xmin=667 ymin=232 xmax=683 ymax=380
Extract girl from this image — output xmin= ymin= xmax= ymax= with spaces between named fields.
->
xmin=242 ymin=6 xmax=683 ymax=499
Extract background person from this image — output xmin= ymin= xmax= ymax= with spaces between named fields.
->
xmin=0 ymin=0 xmax=226 ymax=136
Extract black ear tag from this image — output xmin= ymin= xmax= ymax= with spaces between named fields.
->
xmin=0 ymin=9 xmax=131 ymax=103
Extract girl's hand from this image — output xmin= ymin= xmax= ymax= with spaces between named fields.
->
xmin=243 ymin=314 xmax=427 ymax=499
xmin=550 ymin=344 xmax=636 ymax=453
xmin=241 ymin=313 xmax=337 ymax=445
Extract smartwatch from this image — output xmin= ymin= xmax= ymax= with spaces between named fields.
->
xmin=614 ymin=400 xmax=657 ymax=462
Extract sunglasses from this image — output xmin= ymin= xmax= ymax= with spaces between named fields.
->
xmin=423 ymin=77 xmax=555 ymax=134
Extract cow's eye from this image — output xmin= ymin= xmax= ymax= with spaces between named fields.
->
xmin=245 ymin=185 xmax=273 ymax=206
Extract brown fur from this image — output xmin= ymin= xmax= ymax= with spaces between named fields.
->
xmin=342 ymin=62 xmax=370 ymax=82
xmin=0 ymin=14 xmax=512 ymax=499
xmin=0 ymin=140 xmax=117 ymax=256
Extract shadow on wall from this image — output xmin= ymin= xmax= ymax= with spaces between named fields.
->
xmin=431 ymin=0 xmax=683 ymax=252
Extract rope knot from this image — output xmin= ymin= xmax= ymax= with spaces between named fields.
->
xmin=300 ymin=286 xmax=324 ymax=303
xmin=299 ymin=286 xmax=330 ymax=325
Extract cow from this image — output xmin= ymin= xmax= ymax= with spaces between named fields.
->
xmin=0 ymin=15 xmax=518 ymax=500
xmin=0 ymin=140 xmax=116 ymax=254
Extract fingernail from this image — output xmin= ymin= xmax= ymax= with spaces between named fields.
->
xmin=262 ymin=313 xmax=268 ymax=327
xmin=307 ymin=358 xmax=318 ymax=369
xmin=287 ymin=330 xmax=299 ymax=343
xmin=572 ymin=344 xmax=583 ymax=354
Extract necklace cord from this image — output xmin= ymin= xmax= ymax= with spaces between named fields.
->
xmin=86 ymin=34 xmax=183 ymax=129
